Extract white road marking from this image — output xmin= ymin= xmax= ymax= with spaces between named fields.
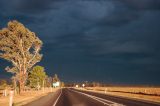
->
xmin=52 ymin=88 xmax=62 ymax=106
xmin=69 ymin=89 xmax=125 ymax=106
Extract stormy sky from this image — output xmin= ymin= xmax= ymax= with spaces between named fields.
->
xmin=0 ymin=0 xmax=160 ymax=85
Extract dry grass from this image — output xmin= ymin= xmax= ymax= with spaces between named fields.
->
xmin=88 ymin=87 xmax=160 ymax=95
xmin=0 ymin=87 xmax=59 ymax=106
xmin=85 ymin=87 xmax=160 ymax=103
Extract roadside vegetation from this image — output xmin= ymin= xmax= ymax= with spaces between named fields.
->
xmin=0 ymin=21 xmax=63 ymax=97
xmin=28 ymin=65 xmax=47 ymax=89
xmin=85 ymin=87 xmax=160 ymax=96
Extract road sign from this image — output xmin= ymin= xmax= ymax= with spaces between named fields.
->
xmin=53 ymin=81 xmax=60 ymax=87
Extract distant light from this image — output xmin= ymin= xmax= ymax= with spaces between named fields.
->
xmin=82 ymin=84 xmax=85 ymax=87
xmin=75 ymin=85 xmax=79 ymax=88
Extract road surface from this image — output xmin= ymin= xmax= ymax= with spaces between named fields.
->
xmin=25 ymin=88 xmax=160 ymax=106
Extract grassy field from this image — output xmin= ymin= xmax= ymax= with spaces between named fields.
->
xmin=86 ymin=87 xmax=160 ymax=96
xmin=85 ymin=87 xmax=160 ymax=103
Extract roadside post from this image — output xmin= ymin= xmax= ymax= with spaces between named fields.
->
xmin=3 ymin=89 xmax=7 ymax=97
xmin=9 ymin=90 xmax=14 ymax=106
xmin=43 ymin=80 xmax=44 ymax=93
xmin=50 ymin=87 xmax=53 ymax=92
xmin=105 ymin=88 xmax=108 ymax=94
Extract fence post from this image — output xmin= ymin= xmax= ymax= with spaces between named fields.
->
xmin=9 ymin=90 xmax=14 ymax=106
xmin=3 ymin=89 xmax=7 ymax=97
xmin=105 ymin=88 xmax=107 ymax=94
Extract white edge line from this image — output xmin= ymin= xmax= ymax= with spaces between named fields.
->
xmin=69 ymin=89 xmax=110 ymax=105
xmin=69 ymin=89 xmax=124 ymax=106
xmin=52 ymin=88 xmax=62 ymax=106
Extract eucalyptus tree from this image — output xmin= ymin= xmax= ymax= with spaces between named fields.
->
xmin=0 ymin=20 xmax=43 ymax=93
xmin=28 ymin=65 xmax=47 ymax=89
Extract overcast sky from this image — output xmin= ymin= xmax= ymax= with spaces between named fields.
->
xmin=0 ymin=0 xmax=160 ymax=85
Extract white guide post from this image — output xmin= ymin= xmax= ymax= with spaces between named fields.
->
xmin=3 ymin=89 xmax=7 ymax=97
xmin=9 ymin=90 xmax=14 ymax=106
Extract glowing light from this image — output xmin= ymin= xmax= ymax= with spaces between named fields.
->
xmin=82 ymin=84 xmax=85 ymax=87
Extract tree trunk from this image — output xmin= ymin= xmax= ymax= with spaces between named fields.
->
xmin=13 ymin=77 xmax=17 ymax=95
xmin=19 ymin=73 xmax=26 ymax=94
xmin=19 ymin=80 xmax=23 ymax=94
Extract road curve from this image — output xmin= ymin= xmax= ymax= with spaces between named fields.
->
xmin=25 ymin=88 xmax=160 ymax=106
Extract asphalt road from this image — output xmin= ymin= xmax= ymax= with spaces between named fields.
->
xmin=25 ymin=88 xmax=160 ymax=106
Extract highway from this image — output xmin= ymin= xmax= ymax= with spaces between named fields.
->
xmin=25 ymin=88 xmax=160 ymax=106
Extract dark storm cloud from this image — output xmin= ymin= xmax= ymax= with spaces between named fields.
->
xmin=0 ymin=0 xmax=54 ymax=13
xmin=14 ymin=0 xmax=62 ymax=13
xmin=121 ymin=0 xmax=160 ymax=10
xmin=0 ymin=0 xmax=160 ymax=84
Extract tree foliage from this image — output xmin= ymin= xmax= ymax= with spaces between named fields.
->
xmin=0 ymin=79 xmax=8 ymax=89
xmin=0 ymin=20 xmax=43 ymax=93
xmin=28 ymin=65 xmax=47 ymax=88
